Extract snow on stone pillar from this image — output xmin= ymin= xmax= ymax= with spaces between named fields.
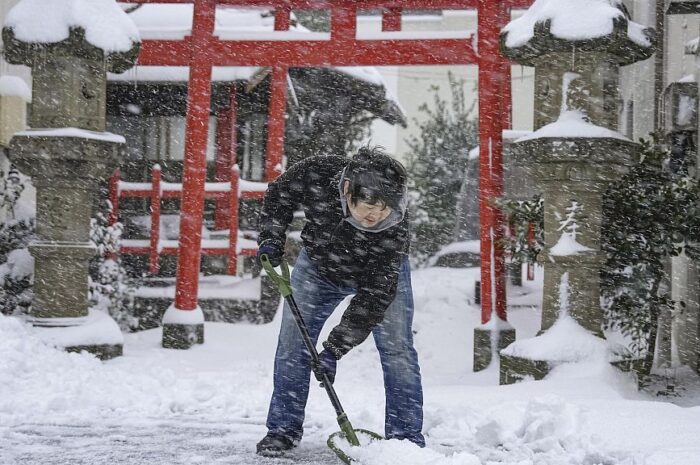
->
xmin=2 ymin=0 xmax=140 ymax=360
xmin=497 ymin=0 xmax=654 ymax=384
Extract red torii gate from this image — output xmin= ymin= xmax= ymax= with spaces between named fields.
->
xmin=118 ymin=0 xmax=531 ymax=329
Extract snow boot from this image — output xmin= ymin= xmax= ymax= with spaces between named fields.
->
xmin=256 ymin=433 xmax=296 ymax=457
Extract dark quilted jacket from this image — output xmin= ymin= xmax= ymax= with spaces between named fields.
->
xmin=258 ymin=155 xmax=410 ymax=359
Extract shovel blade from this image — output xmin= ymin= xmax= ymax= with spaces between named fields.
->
xmin=327 ymin=429 xmax=383 ymax=464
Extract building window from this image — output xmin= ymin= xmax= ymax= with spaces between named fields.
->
xmin=622 ymin=100 xmax=634 ymax=140
xmin=107 ymin=115 xmax=217 ymax=162
xmin=241 ymin=113 xmax=266 ymax=181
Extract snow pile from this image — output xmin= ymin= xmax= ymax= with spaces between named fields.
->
xmin=162 ymin=304 xmax=204 ymax=325
xmin=31 ymin=309 xmax=124 ymax=347
xmin=516 ymin=110 xmax=628 ymax=142
xmin=426 ymin=391 xmax=635 ymax=465
xmin=470 ymin=396 xmax=626 ymax=464
xmin=0 ymin=76 xmax=31 ymax=101
xmin=5 ymin=0 xmax=140 ymax=53
xmin=0 ymin=315 xmax=106 ymax=419
xmin=0 ymin=314 xmax=272 ymax=425
xmin=351 ymin=439 xmax=481 ymax=465
xmin=550 ymin=232 xmax=592 ymax=256
xmin=0 ymin=248 xmax=33 ymax=283
xmin=500 ymin=270 xmax=612 ymax=364
xmin=501 ymin=313 xmax=609 ymax=363
xmin=502 ymin=0 xmax=650 ymax=48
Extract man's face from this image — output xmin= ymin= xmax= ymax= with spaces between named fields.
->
xmin=344 ymin=182 xmax=392 ymax=228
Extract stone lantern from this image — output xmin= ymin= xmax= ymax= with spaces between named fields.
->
xmin=497 ymin=3 xmax=655 ymax=383
xmin=2 ymin=3 xmax=140 ymax=359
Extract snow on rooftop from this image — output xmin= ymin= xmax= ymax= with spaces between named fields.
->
xmin=5 ymin=0 xmax=140 ymax=53
xmin=469 ymin=130 xmax=534 ymax=160
xmin=516 ymin=110 xmax=629 ymax=142
xmin=108 ymin=66 xmax=260 ymax=83
xmin=334 ymin=67 xmax=385 ymax=87
xmin=504 ymin=129 xmax=533 ymax=140
xmin=126 ymin=4 xmax=319 ymax=41
xmin=0 ymin=76 xmax=31 ymax=102
xmin=15 ymin=128 xmax=126 ymax=144
xmin=502 ymin=0 xmax=650 ymax=49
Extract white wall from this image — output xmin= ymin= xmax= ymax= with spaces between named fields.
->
xmin=358 ymin=10 xmax=534 ymax=164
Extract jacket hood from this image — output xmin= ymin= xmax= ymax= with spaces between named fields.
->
xmin=338 ymin=167 xmax=408 ymax=233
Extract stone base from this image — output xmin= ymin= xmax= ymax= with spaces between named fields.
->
xmin=162 ymin=323 xmax=205 ymax=349
xmin=161 ymin=304 xmax=205 ymax=349
xmin=31 ymin=309 xmax=124 ymax=360
xmin=65 ymin=343 xmax=123 ymax=360
xmin=499 ymin=354 xmax=551 ymax=385
xmin=473 ymin=326 xmax=517 ymax=372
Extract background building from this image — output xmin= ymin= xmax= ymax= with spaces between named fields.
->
xmin=359 ymin=10 xmax=535 ymax=162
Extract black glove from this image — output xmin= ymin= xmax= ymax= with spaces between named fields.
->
xmin=257 ymin=239 xmax=284 ymax=267
xmin=313 ymin=350 xmax=337 ymax=386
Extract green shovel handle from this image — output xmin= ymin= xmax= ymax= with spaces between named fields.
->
xmin=260 ymin=254 xmax=292 ymax=297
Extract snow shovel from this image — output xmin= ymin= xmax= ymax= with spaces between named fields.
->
xmin=261 ymin=254 xmax=382 ymax=464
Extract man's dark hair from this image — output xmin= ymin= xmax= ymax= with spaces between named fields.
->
xmin=345 ymin=146 xmax=407 ymax=210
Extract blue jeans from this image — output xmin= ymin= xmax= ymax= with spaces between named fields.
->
xmin=265 ymin=249 xmax=424 ymax=446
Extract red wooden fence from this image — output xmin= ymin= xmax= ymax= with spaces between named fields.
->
xmin=109 ymin=165 xmax=266 ymax=276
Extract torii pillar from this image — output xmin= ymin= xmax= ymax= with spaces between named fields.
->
xmin=473 ymin=0 xmax=517 ymax=371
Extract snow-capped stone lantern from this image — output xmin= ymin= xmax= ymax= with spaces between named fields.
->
xmin=2 ymin=0 xmax=140 ymax=359
xmin=497 ymin=0 xmax=655 ymax=384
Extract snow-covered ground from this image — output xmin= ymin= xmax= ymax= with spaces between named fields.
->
xmin=1 ymin=266 xmax=699 ymax=465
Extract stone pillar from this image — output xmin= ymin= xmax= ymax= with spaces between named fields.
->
xmin=498 ymin=6 xmax=654 ymax=383
xmin=526 ymin=136 xmax=637 ymax=335
xmin=2 ymin=20 xmax=139 ymax=359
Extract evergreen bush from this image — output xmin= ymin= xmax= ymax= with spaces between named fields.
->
xmin=0 ymin=164 xmax=34 ymax=316
xmin=89 ymin=203 xmax=139 ymax=331
xmin=405 ymin=72 xmax=478 ymax=264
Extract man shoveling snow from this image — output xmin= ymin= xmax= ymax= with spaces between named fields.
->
xmin=255 ymin=146 xmax=425 ymax=456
